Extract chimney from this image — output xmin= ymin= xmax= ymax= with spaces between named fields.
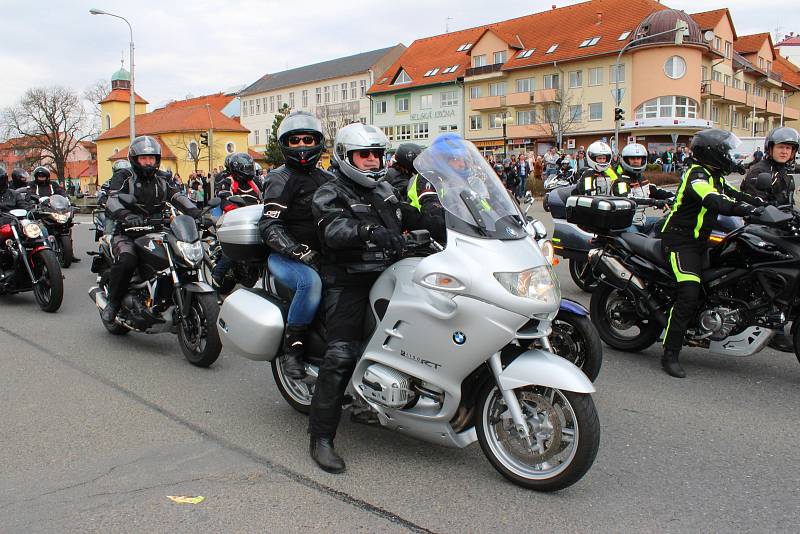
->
xmin=596 ymin=11 xmax=603 ymax=24
xmin=551 ymin=4 xmax=556 ymax=9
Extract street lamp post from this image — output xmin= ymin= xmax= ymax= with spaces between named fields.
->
xmin=499 ymin=111 xmax=513 ymax=160
xmin=90 ymin=8 xmax=135 ymax=144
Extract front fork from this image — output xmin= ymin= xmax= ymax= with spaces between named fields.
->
xmin=488 ymin=350 xmax=539 ymax=445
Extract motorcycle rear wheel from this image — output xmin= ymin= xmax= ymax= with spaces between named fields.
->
xmin=569 ymin=259 xmax=598 ymax=292
xmin=31 ymin=249 xmax=63 ymax=313
xmin=475 ymin=383 xmax=599 ymax=491
xmin=271 ymin=358 xmax=314 ymax=414
xmin=590 ymin=284 xmax=661 ymax=352
xmin=177 ymin=292 xmax=221 ymax=367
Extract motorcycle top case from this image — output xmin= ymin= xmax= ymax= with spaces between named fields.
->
xmin=216 ymin=288 xmax=286 ymax=361
xmin=566 ymin=195 xmax=636 ymax=233
xmin=215 ymin=204 xmax=268 ymax=261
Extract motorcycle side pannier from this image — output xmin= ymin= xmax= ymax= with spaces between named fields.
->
xmin=566 ymin=195 xmax=636 ymax=233
xmin=216 ymin=204 xmax=269 ymax=261
xmin=217 ymin=288 xmax=286 ymax=361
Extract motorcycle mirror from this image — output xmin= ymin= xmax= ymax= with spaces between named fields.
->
xmin=208 ymin=197 xmax=222 ymax=208
xmin=755 ymin=173 xmax=773 ymax=192
xmin=9 ymin=209 xmax=27 ymax=218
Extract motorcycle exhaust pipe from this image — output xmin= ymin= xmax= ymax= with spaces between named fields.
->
xmin=88 ymin=286 xmax=107 ymax=310
xmin=588 ymin=249 xmax=667 ymax=327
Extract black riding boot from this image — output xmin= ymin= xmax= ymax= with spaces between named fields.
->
xmin=661 ymin=349 xmax=686 ymax=378
xmin=282 ymin=325 xmax=307 ymax=379
xmin=310 ymin=436 xmax=345 ymax=473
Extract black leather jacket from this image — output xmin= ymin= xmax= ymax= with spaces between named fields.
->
xmin=742 ymin=158 xmax=795 ymax=207
xmin=383 ymin=166 xmax=414 ymax=198
xmin=106 ymin=170 xmax=197 ymax=232
xmin=0 ymin=188 xmax=31 ymax=213
xmin=311 ymin=169 xmax=444 ymax=276
xmin=29 ymin=181 xmax=66 ymax=197
xmin=259 ymin=164 xmax=332 ymax=255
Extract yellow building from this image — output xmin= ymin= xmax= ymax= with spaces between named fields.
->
xmin=95 ymin=67 xmax=250 ymax=183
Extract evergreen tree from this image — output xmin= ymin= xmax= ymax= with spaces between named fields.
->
xmin=264 ymin=104 xmax=292 ymax=167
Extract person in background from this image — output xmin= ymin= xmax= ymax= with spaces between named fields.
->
xmin=515 ymin=153 xmax=531 ymax=198
xmin=543 ymin=147 xmax=559 ymax=178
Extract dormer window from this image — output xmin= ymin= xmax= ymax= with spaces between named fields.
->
xmin=493 ymin=51 xmax=507 ymax=64
xmin=424 ymin=68 xmax=440 ymax=77
xmin=393 ymin=70 xmax=412 ymax=85
xmin=618 ymin=31 xmax=631 ymax=41
xmin=442 ymin=65 xmax=459 ymax=74
xmin=457 ymin=43 xmax=473 ymax=52
xmin=546 ymin=44 xmax=559 ymax=54
xmin=517 ymin=49 xmax=535 ymax=58
xmin=579 ymin=37 xmax=601 ymax=47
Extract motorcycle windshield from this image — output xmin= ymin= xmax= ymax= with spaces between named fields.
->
xmin=171 ymin=214 xmax=199 ymax=242
xmin=413 ymin=135 xmax=526 ymax=240
xmin=48 ymin=194 xmax=70 ymax=211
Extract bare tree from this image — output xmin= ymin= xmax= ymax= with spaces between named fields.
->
xmin=543 ymin=86 xmax=584 ymax=150
xmin=170 ymin=132 xmax=225 ymax=173
xmin=83 ymin=79 xmax=110 ymax=137
xmin=2 ymin=86 xmax=91 ymax=183
xmin=316 ymin=102 xmax=360 ymax=147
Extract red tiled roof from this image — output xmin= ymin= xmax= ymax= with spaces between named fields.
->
xmin=107 ymin=136 xmax=177 ymax=161
xmin=369 ymin=0 xmax=667 ymax=94
xmin=99 ymin=88 xmax=148 ymax=105
xmin=96 ymin=104 xmax=249 ymax=141
xmin=690 ymin=8 xmax=736 ymax=40
xmin=777 ymin=35 xmax=800 ymax=47
xmin=773 ymin=55 xmax=800 ymax=88
xmin=163 ymin=92 xmax=235 ymax=112
xmin=62 ymin=160 xmax=97 ymax=179
xmin=248 ymin=148 xmax=266 ymax=162
xmin=734 ymin=33 xmax=773 ymax=56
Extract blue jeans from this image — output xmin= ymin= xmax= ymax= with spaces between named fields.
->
xmin=626 ymin=216 xmax=661 ymax=235
xmin=268 ymin=253 xmax=322 ymax=327
xmin=213 ymin=254 xmax=233 ymax=278
xmin=517 ymin=174 xmax=527 ymax=197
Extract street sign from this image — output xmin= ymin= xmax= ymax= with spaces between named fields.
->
xmin=611 ymin=88 xmax=625 ymax=103
xmin=670 ymin=133 xmax=679 ymax=144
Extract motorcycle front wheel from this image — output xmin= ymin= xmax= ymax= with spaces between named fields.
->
xmin=548 ymin=310 xmax=602 ymax=382
xmin=569 ymin=259 xmax=598 ymax=292
xmin=177 ymin=292 xmax=221 ymax=367
xmin=57 ymin=235 xmax=73 ymax=268
xmin=475 ymin=383 xmax=599 ymax=491
xmin=590 ymin=284 xmax=661 ymax=352
xmin=271 ymin=358 xmax=315 ymax=414
xmin=31 ymin=249 xmax=63 ymax=313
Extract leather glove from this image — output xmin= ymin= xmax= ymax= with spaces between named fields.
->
xmin=731 ymin=202 xmax=755 ymax=217
xmin=123 ymin=213 xmax=145 ymax=228
xmin=749 ymin=196 xmax=768 ymax=207
xmin=653 ymin=200 xmax=668 ymax=209
xmin=290 ymin=245 xmax=320 ymax=269
xmin=369 ymin=226 xmax=404 ymax=256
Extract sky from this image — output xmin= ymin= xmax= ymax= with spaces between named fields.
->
xmin=1 ymin=0 xmax=798 ymax=111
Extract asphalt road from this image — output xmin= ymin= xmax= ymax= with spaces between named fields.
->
xmin=1 ymin=207 xmax=798 ymax=533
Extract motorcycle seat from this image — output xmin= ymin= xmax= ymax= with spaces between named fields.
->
xmin=620 ymin=232 xmax=667 ymax=267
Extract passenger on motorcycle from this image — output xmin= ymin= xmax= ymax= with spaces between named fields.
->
xmin=211 ymin=152 xmax=262 ymax=289
xmin=382 ymin=142 xmax=422 ymax=198
xmin=742 ymin=126 xmax=799 ymax=207
xmin=659 ymin=129 xmax=765 ymax=378
xmin=29 ymin=166 xmax=65 ymax=197
xmin=10 ymin=169 xmax=29 ymax=190
xmin=101 ymin=135 xmax=200 ymax=324
xmin=1 ymin=169 xmax=31 ymax=218
xmin=307 ymin=123 xmax=444 ymax=474
xmin=258 ymin=111 xmax=332 ymax=380
xmin=573 ymin=141 xmax=620 ymax=196
xmin=614 ymin=143 xmax=675 ymax=233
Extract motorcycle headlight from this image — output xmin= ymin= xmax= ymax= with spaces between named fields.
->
xmin=494 ymin=264 xmax=560 ymax=304
xmin=50 ymin=212 xmax=70 ymax=224
xmin=23 ymin=223 xmax=42 ymax=239
xmin=538 ymin=239 xmax=557 ymax=265
xmin=176 ymin=240 xmax=203 ymax=264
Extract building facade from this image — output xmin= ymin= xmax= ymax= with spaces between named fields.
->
xmin=239 ymin=45 xmax=405 ymax=152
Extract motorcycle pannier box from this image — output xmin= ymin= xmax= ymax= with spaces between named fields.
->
xmin=565 ymin=195 xmax=636 ymax=233
xmin=216 ymin=204 xmax=269 ymax=261
xmin=217 ymin=288 xmax=286 ymax=361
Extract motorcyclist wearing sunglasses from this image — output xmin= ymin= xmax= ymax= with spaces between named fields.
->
xmin=259 ymin=111 xmax=333 ymax=380
xmin=307 ymin=123 xmax=444 ymax=474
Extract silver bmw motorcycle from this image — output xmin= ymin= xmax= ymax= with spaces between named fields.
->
xmin=217 ymin=140 xmax=599 ymax=491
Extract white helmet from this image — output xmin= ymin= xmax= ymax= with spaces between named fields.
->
xmin=333 ymin=123 xmax=389 ymax=188
xmin=586 ymin=141 xmax=612 ymax=172
xmin=620 ymin=143 xmax=648 ymax=174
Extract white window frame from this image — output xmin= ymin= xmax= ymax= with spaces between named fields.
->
xmin=457 ymin=43 xmax=473 ymax=52
xmin=543 ymin=74 xmax=559 ymax=90
xmin=516 ymin=110 xmax=536 ymax=125
xmin=516 ymin=78 xmax=535 ymax=93
xmin=396 ymin=124 xmax=412 ymax=140
xmin=420 ymin=94 xmax=432 ymax=109
xmin=394 ymin=70 xmax=412 ymax=85
xmin=517 ymin=49 xmax=535 ymax=58
xmin=375 ymin=100 xmax=387 ymax=114
xmin=618 ymin=31 xmax=631 ymax=41
xmin=302 ymin=90 xmax=308 ymax=108
xmin=546 ymin=44 xmax=558 ymax=54
xmin=488 ymin=113 xmax=502 ymax=129
xmin=610 ymin=64 xmax=625 ymax=84
xmin=269 ymin=96 xmax=275 ymax=112
xmin=441 ymin=90 xmax=458 ymax=107
xmin=634 ymin=95 xmax=698 ymax=120
xmin=493 ymin=50 xmax=507 ymax=64
xmin=413 ymin=122 xmax=429 ymax=140
xmin=360 ymin=80 xmax=367 ymax=97
xmin=469 ymin=86 xmax=481 ymax=99
xmin=569 ymin=104 xmax=582 ymax=122
xmin=588 ymin=67 xmax=603 ymax=86
xmin=254 ymin=129 xmax=260 ymax=145
xmin=489 ymin=82 xmax=506 ymax=97
xmin=397 ymin=96 xmax=409 ymax=113
xmin=472 ymin=55 xmax=487 ymax=68
xmin=588 ymin=102 xmax=603 ymax=121
xmin=350 ymin=81 xmax=357 ymax=100
xmin=255 ymin=98 xmax=261 ymax=114
xmin=664 ymin=56 xmax=686 ymax=79
xmin=569 ymin=70 xmax=582 ymax=88
xmin=341 ymin=83 xmax=348 ymax=101
xmin=469 ymin=114 xmax=482 ymax=130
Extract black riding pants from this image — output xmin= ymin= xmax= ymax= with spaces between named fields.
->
xmin=661 ymin=240 xmax=705 ymax=353
xmin=308 ymin=270 xmax=379 ymax=438
xmin=108 ymin=234 xmax=137 ymax=303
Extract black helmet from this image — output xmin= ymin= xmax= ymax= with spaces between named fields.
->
xmin=128 ymin=135 xmax=162 ymax=179
xmin=112 ymin=160 xmax=132 ymax=173
xmin=33 ymin=166 xmax=51 ymax=181
xmin=11 ymin=168 xmax=29 ymax=186
xmin=394 ymin=143 xmax=422 ymax=172
xmin=277 ymin=111 xmax=324 ymax=170
xmin=765 ymin=126 xmax=799 ymax=159
xmin=690 ymin=129 xmax=741 ymax=174
xmin=224 ymin=152 xmax=256 ymax=181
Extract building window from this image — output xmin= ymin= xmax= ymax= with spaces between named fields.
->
xmin=732 ymin=78 xmax=741 ymax=89
xmin=489 ymin=82 xmax=506 ymax=97
xmin=324 ymin=86 xmax=330 ymax=103
xmin=341 ymin=83 xmax=348 ymax=101
xmin=472 ymin=55 xmax=486 ymax=68
xmin=588 ymin=67 xmax=603 ymax=86
xmin=469 ymin=115 xmax=482 ymax=130
xmin=724 ymin=74 xmax=731 ymax=87
xmin=664 ymin=56 xmax=686 ymax=79
xmin=254 ymin=129 xmax=259 ymax=145
xmin=766 ymin=60 xmax=772 ymax=73
xmin=441 ymin=91 xmax=458 ymax=106
xmin=381 ymin=126 xmax=394 ymax=140
xmin=350 ymin=81 xmax=357 ymax=99
xmin=634 ymin=96 xmax=698 ymax=119
xmin=457 ymin=43 xmax=473 ymax=52
xmin=249 ymin=100 xmax=255 ymax=115
xmin=711 ymin=105 xmax=719 ymax=123
xmin=413 ymin=122 xmax=429 ymax=139
xmin=744 ymin=82 xmax=752 ymax=94
xmin=610 ymin=64 xmax=625 ymax=83
xmin=394 ymin=70 xmax=412 ymax=85
xmin=442 ymin=65 xmax=459 ymax=74
xmin=702 ymin=66 xmax=708 ymax=80
xmin=105 ymin=114 xmax=111 ymax=130
xmin=516 ymin=78 xmax=535 ymax=93
xmin=569 ymin=70 xmax=582 ymax=88
xmin=469 ymin=86 xmax=481 ymax=99
xmin=420 ymin=94 xmax=432 ymax=109
xmin=269 ymin=96 xmax=275 ymax=112
xmin=187 ymin=141 xmax=198 ymax=160
xmin=732 ymin=111 xmax=740 ymax=128
xmin=331 ymin=86 xmax=338 ymax=103
xmin=714 ymin=36 xmax=721 ymax=50
xmin=516 ymin=110 xmax=536 ymax=125
xmin=588 ymin=103 xmax=602 ymax=121
xmin=569 ymin=105 xmax=582 ymax=121
xmin=543 ymin=74 xmax=559 ymax=89
xmin=375 ymin=101 xmax=387 ymax=114
xmin=712 ymin=70 xmax=722 ymax=82
xmin=316 ymin=87 xmax=322 ymax=105
xmin=262 ymin=97 xmax=267 ymax=113
xmin=289 ymin=92 xmax=295 ymax=108
xmin=546 ymin=44 xmax=559 ymax=54
xmin=618 ymin=31 xmax=631 ymax=41
xmin=360 ymin=80 xmax=367 ymax=97
xmin=256 ymin=98 xmax=261 ymax=114
xmin=424 ymin=68 xmax=440 ymax=77
xmin=396 ymin=95 xmax=409 ymax=113
xmin=226 ymin=142 xmax=236 ymax=154
xmin=724 ymin=41 xmax=732 ymax=59
xmin=277 ymin=94 xmax=283 ymax=108
xmin=517 ymin=49 xmax=535 ymax=58
xmin=488 ymin=113 xmax=502 ymax=129
xmin=302 ymin=90 xmax=309 ymax=108
xmin=579 ymin=36 xmax=601 ymax=47
xmin=493 ymin=50 xmax=507 ymax=64
xmin=396 ymin=124 xmax=411 ymax=140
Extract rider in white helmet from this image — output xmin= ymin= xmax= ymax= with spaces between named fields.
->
xmin=574 ymin=141 xmax=619 ymax=196
xmin=616 ymin=142 xmax=674 ymax=232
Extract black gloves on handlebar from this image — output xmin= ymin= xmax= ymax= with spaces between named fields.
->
xmin=731 ymin=202 xmax=755 ymax=217
xmin=290 ymin=244 xmax=321 ymax=269
xmin=748 ymin=196 xmax=768 ymax=207
xmin=123 ymin=213 xmax=145 ymax=228
xmin=363 ymin=225 xmax=404 ymax=256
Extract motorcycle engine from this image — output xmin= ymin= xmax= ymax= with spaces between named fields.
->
xmin=697 ymin=307 xmax=742 ymax=341
xmin=359 ymin=364 xmax=415 ymax=409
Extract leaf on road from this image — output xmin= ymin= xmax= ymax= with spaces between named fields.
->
xmin=166 ymin=495 xmax=205 ymax=504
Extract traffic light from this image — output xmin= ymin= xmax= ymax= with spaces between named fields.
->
xmin=614 ymin=108 xmax=625 ymax=122
xmin=200 ymin=131 xmax=209 ymax=146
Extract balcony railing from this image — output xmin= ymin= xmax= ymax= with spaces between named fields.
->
xmin=768 ymin=70 xmax=783 ymax=83
xmin=465 ymin=63 xmax=504 ymax=77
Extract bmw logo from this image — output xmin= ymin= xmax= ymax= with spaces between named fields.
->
xmin=452 ymin=331 xmax=466 ymax=345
